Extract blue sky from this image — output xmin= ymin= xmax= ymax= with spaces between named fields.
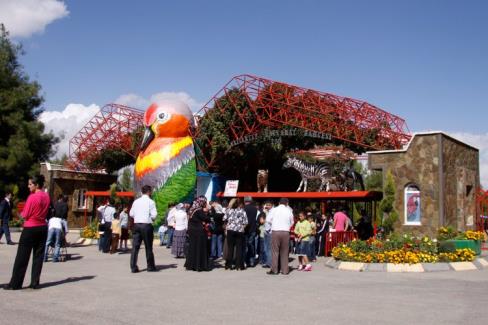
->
xmin=1 ymin=0 xmax=487 ymax=185
xmin=11 ymin=0 xmax=487 ymax=131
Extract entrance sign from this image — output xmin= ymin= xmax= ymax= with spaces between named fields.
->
xmin=229 ymin=128 xmax=332 ymax=147
xmin=224 ymin=180 xmax=239 ymax=197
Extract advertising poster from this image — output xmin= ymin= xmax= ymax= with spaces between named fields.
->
xmin=406 ymin=191 xmax=421 ymax=224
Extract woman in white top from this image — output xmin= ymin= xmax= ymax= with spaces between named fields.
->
xmin=171 ymin=204 xmax=188 ymax=258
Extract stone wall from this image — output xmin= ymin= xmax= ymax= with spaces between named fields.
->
xmin=442 ymin=136 xmax=480 ymax=230
xmin=368 ymin=133 xmax=480 ymax=236
xmin=369 ymin=134 xmax=441 ymax=237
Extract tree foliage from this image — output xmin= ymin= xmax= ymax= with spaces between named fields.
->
xmin=194 ymin=82 xmax=391 ymax=185
xmin=380 ymin=170 xmax=399 ymax=234
xmin=0 ymin=25 xmax=58 ymax=198
xmin=85 ymin=148 xmax=134 ymax=174
xmin=50 ymin=153 xmax=68 ymax=165
xmin=365 ymin=170 xmax=383 ymax=191
xmin=194 ymin=86 xmax=349 ymax=190
xmin=119 ymin=167 xmax=133 ymax=191
xmin=83 ymin=125 xmax=143 ymax=173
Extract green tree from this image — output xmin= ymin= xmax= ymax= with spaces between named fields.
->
xmin=365 ymin=170 xmax=383 ymax=191
xmin=82 ymin=125 xmax=143 ymax=173
xmin=0 ymin=25 xmax=58 ymax=198
xmin=50 ymin=153 xmax=68 ymax=165
xmin=119 ymin=167 xmax=133 ymax=191
xmin=379 ymin=170 xmax=399 ymax=234
xmin=85 ymin=148 xmax=134 ymax=174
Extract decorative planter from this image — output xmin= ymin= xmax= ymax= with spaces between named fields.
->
xmin=439 ymin=240 xmax=481 ymax=255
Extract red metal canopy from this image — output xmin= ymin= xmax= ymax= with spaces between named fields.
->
xmin=216 ymin=191 xmax=382 ymax=201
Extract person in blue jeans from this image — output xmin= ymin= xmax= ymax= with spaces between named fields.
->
xmin=257 ymin=213 xmax=267 ymax=265
xmin=44 ymin=217 xmax=67 ymax=262
xmin=165 ymin=202 xmax=176 ymax=248
xmin=262 ymin=201 xmax=273 ymax=267
xmin=158 ymin=224 xmax=168 ymax=246
xmin=210 ymin=202 xmax=225 ymax=258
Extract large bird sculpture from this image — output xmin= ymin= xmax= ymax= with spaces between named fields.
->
xmin=134 ymin=101 xmax=196 ymax=223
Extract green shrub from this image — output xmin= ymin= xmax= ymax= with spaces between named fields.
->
xmin=438 ymin=241 xmax=456 ymax=253
xmin=9 ymin=218 xmax=24 ymax=227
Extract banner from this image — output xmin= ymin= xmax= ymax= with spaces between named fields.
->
xmin=223 ymin=180 xmax=239 ymax=197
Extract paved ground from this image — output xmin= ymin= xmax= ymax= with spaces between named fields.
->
xmin=1 ymin=232 xmax=487 ymax=325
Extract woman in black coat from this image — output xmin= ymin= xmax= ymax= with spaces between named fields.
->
xmin=184 ymin=196 xmax=210 ymax=271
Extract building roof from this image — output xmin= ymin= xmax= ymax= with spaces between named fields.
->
xmin=367 ymin=131 xmax=479 ymax=155
xmin=42 ymin=162 xmax=109 ymax=175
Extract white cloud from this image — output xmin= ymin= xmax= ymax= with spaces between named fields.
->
xmin=39 ymin=103 xmax=100 ymax=158
xmin=0 ymin=0 xmax=69 ymax=38
xmin=447 ymin=132 xmax=488 ymax=189
xmin=115 ymin=91 xmax=204 ymax=112
xmin=114 ymin=93 xmax=149 ymax=110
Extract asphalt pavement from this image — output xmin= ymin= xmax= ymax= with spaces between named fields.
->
xmin=1 ymin=232 xmax=487 ymax=325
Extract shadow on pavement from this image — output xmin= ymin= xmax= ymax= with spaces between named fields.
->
xmin=38 ymin=275 xmax=96 ymax=289
xmin=140 ymin=264 xmax=178 ymax=272
xmin=68 ymin=254 xmax=83 ymax=261
xmin=68 ymin=243 xmax=86 ymax=248
xmin=211 ymin=259 xmax=225 ymax=269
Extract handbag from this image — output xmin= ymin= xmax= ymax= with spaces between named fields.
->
xmin=98 ymin=223 xmax=105 ymax=232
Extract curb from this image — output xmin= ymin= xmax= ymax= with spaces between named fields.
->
xmin=324 ymin=256 xmax=488 ymax=272
xmin=74 ymin=238 xmax=161 ymax=246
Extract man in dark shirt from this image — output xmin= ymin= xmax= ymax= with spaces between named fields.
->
xmin=243 ymin=196 xmax=258 ymax=267
xmin=0 ymin=191 xmax=14 ymax=245
xmin=53 ymin=195 xmax=68 ymax=220
xmin=356 ymin=209 xmax=374 ymax=241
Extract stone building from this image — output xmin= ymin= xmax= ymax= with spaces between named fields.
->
xmin=368 ymin=132 xmax=480 ymax=236
xmin=40 ymin=163 xmax=117 ymax=228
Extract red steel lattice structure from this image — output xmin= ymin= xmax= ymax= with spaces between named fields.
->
xmin=68 ymin=75 xmax=411 ymax=171
xmin=193 ymin=74 xmax=411 ymax=170
xmin=68 ymin=103 xmax=144 ymax=170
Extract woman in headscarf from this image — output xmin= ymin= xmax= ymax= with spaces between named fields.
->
xmin=209 ymin=201 xmax=225 ymax=259
xmin=184 ymin=196 xmax=211 ymax=271
xmin=171 ymin=203 xmax=188 ymax=258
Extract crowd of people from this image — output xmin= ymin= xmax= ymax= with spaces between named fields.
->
xmin=2 ymin=177 xmax=374 ymax=290
xmin=97 ymin=200 xmax=130 ymax=254
xmin=156 ymin=195 xmax=374 ymax=274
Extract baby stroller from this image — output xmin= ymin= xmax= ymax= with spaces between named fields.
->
xmin=45 ymin=230 xmax=70 ymax=262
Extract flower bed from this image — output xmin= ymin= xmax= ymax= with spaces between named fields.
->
xmin=332 ymin=232 xmax=480 ymax=264
xmin=80 ymin=221 xmax=100 ymax=239
xmin=437 ymin=227 xmax=483 ymax=255
xmin=437 ymin=227 xmax=484 ymax=241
